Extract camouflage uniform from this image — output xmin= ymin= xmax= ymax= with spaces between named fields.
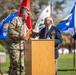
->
xmin=6 ymin=16 xmax=28 ymax=75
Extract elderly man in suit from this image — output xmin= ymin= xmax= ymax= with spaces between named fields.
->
xmin=39 ymin=16 xmax=62 ymax=75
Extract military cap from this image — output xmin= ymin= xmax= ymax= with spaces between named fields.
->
xmin=20 ymin=6 xmax=30 ymax=15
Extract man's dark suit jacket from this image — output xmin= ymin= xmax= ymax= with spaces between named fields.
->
xmin=39 ymin=25 xmax=62 ymax=59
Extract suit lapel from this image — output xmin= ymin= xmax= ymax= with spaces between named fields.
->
xmin=47 ymin=26 xmax=54 ymax=37
xmin=49 ymin=26 xmax=54 ymax=32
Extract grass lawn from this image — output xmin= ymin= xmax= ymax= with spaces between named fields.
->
xmin=0 ymin=53 xmax=76 ymax=75
xmin=58 ymin=53 xmax=76 ymax=75
xmin=0 ymin=54 xmax=10 ymax=74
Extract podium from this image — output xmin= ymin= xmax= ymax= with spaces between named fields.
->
xmin=25 ymin=39 xmax=55 ymax=75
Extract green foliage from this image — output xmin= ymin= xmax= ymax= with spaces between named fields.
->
xmin=1 ymin=55 xmax=10 ymax=73
xmin=0 ymin=39 xmax=6 ymax=52
xmin=39 ymin=0 xmax=48 ymax=8
xmin=62 ymin=38 xmax=66 ymax=45
xmin=0 ymin=0 xmax=21 ymax=21
xmin=0 ymin=44 xmax=5 ymax=52
xmin=30 ymin=0 xmax=35 ymax=4
xmin=54 ymin=0 xmax=66 ymax=14
xmin=0 ymin=39 xmax=5 ymax=45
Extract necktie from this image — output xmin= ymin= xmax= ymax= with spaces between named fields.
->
xmin=45 ymin=27 xmax=49 ymax=39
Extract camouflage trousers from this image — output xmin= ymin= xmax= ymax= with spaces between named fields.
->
xmin=8 ymin=49 xmax=25 ymax=75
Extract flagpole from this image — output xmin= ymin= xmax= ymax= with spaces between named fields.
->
xmin=73 ymin=2 xmax=76 ymax=70
xmin=73 ymin=28 xmax=75 ymax=70
xmin=50 ymin=0 xmax=52 ymax=17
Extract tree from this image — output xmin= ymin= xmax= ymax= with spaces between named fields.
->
xmin=0 ymin=0 xmax=21 ymax=21
xmin=30 ymin=0 xmax=48 ymax=26
xmin=0 ymin=0 xmax=66 ymax=25
xmin=53 ymin=0 xmax=66 ymax=14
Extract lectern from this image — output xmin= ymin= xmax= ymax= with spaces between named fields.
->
xmin=25 ymin=39 xmax=55 ymax=75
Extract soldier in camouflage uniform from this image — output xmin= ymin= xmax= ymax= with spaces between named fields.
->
xmin=5 ymin=6 xmax=30 ymax=75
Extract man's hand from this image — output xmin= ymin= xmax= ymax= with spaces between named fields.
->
xmin=22 ymin=29 xmax=32 ymax=40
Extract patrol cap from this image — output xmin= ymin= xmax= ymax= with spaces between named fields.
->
xmin=20 ymin=6 xmax=30 ymax=15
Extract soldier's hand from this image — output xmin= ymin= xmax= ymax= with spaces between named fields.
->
xmin=22 ymin=29 xmax=32 ymax=40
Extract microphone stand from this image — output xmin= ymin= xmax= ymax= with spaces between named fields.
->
xmin=51 ymin=30 xmax=55 ymax=39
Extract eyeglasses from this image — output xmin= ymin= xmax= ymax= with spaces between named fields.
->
xmin=44 ymin=20 xmax=51 ymax=21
